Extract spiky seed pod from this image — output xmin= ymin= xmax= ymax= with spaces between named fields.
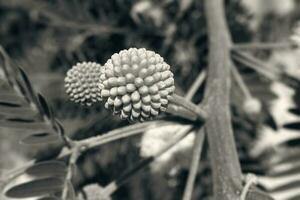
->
xmin=100 ymin=48 xmax=175 ymax=122
xmin=64 ymin=62 xmax=103 ymax=106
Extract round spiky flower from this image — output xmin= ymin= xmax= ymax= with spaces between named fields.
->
xmin=100 ymin=48 xmax=175 ymax=122
xmin=64 ymin=62 xmax=103 ymax=106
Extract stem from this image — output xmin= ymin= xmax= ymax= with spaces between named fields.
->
xmin=185 ymin=71 xmax=206 ymax=101
xmin=232 ymin=42 xmax=293 ymax=50
xmin=231 ymin=64 xmax=252 ymax=99
xmin=170 ymin=94 xmax=207 ymax=122
xmin=231 ymin=51 xmax=279 ymax=80
xmin=182 ymin=128 xmax=205 ymax=200
xmin=203 ymin=0 xmax=243 ymax=199
xmin=240 ymin=174 xmax=258 ymax=200
xmin=58 ymin=120 xmax=173 ymax=159
xmin=62 ymin=146 xmax=80 ymax=200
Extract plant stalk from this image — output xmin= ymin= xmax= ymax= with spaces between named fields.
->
xmin=203 ymin=0 xmax=243 ymax=199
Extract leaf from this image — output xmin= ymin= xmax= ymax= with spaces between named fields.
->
xmin=0 ymin=104 xmax=37 ymax=118
xmin=21 ymin=132 xmax=60 ymax=144
xmin=0 ymin=46 xmax=19 ymax=87
xmin=17 ymin=67 xmax=39 ymax=105
xmin=37 ymin=93 xmax=54 ymax=121
xmin=5 ymin=177 xmax=64 ymax=198
xmin=37 ymin=197 xmax=60 ymax=200
xmin=0 ymin=93 xmax=26 ymax=106
xmin=25 ymin=161 xmax=67 ymax=178
xmin=0 ymin=118 xmax=54 ymax=132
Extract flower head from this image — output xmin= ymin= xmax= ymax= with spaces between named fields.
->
xmin=100 ymin=48 xmax=175 ymax=122
xmin=64 ymin=62 xmax=103 ymax=106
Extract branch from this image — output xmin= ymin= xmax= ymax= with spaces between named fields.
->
xmin=232 ymin=42 xmax=293 ymax=51
xmin=182 ymin=128 xmax=205 ymax=200
xmin=203 ymin=0 xmax=243 ymax=199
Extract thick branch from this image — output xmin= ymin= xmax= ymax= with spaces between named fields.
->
xmin=203 ymin=0 xmax=242 ymax=199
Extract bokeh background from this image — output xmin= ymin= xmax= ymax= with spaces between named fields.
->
xmin=1 ymin=0 xmax=300 ymax=199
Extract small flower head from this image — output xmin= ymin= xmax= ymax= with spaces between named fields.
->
xmin=64 ymin=62 xmax=103 ymax=106
xmin=100 ymin=48 xmax=175 ymax=122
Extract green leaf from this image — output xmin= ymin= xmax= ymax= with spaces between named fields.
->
xmin=5 ymin=177 xmax=64 ymax=198
xmin=37 ymin=93 xmax=54 ymax=122
xmin=25 ymin=161 xmax=67 ymax=178
xmin=21 ymin=132 xmax=60 ymax=144
xmin=0 ymin=118 xmax=54 ymax=131
xmin=0 ymin=104 xmax=37 ymax=118
xmin=0 ymin=46 xmax=20 ymax=87
xmin=0 ymin=93 xmax=26 ymax=106
xmin=17 ymin=67 xmax=39 ymax=104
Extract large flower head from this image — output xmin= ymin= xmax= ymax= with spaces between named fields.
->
xmin=100 ymin=48 xmax=175 ymax=122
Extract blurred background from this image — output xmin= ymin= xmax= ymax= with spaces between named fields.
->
xmin=1 ymin=0 xmax=300 ymax=199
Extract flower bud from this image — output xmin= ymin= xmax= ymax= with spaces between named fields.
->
xmin=64 ymin=62 xmax=103 ymax=106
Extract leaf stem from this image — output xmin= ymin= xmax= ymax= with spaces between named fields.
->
xmin=182 ymin=128 xmax=205 ymax=200
xmin=232 ymin=42 xmax=293 ymax=50
xmin=231 ymin=50 xmax=280 ymax=81
xmin=57 ymin=120 xmax=174 ymax=159
xmin=185 ymin=71 xmax=206 ymax=101
xmin=169 ymin=94 xmax=207 ymax=122
xmin=231 ymin=64 xmax=252 ymax=100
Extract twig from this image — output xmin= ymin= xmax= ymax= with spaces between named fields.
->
xmin=185 ymin=71 xmax=206 ymax=101
xmin=240 ymin=174 xmax=258 ymax=200
xmin=170 ymin=94 xmax=207 ymax=121
xmin=231 ymin=64 xmax=252 ymax=99
xmin=232 ymin=42 xmax=293 ymax=51
xmin=62 ymin=146 xmax=80 ymax=200
xmin=231 ymin=51 xmax=280 ymax=80
xmin=58 ymin=120 xmax=173 ymax=159
xmin=182 ymin=128 xmax=205 ymax=200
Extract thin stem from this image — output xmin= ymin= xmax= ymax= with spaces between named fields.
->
xmin=103 ymin=125 xmax=194 ymax=196
xmin=231 ymin=64 xmax=252 ymax=99
xmin=57 ymin=120 xmax=174 ymax=159
xmin=231 ymin=51 xmax=280 ymax=80
xmin=185 ymin=71 xmax=206 ymax=101
xmin=203 ymin=0 xmax=243 ymax=199
xmin=166 ymin=104 xmax=199 ymax=122
xmin=232 ymin=42 xmax=293 ymax=51
xmin=62 ymin=146 xmax=80 ymax=200
xmin=182 ymin=128 xmax=205 ymax=200
xmin=170 ymin=94 xmax=207 ymax=121
xmin=240 ymin=174 xmax=258 ymax=200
